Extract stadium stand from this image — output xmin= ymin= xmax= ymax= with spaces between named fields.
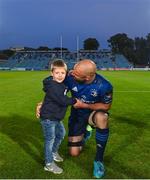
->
xmin=0 ymin=50 xmax=132 ymax=70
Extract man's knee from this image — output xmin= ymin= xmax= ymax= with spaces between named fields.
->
xmin=88 ymin=110 xmax=109 ymax=129
xmin=95 ymin=111 xmax=109 ymax=128
xmin=69 ymin=146 xmax=82 ymax=156
xmin=68 ymin=138 xmax=83 ymax=156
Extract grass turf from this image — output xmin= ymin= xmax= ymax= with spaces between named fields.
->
xmin=0 ymin=70 xmax=150 ymax=178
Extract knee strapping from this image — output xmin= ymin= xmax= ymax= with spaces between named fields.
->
xmin=68 ymin=141 xmax=83 ymax=147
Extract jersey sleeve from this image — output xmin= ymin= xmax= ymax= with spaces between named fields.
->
xmin=63 ymin=74 xmax=73 ymax=91
xmin=100 ymin=82 xmax=113 ymax=104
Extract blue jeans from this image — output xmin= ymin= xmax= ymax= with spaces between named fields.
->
xmin=40 ymin=119 xmax=66 ymax=164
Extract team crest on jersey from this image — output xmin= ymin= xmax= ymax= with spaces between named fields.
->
xmin=72 ymin=86 xmax=78 ymax=92
xmin=91 ymin=89 xmax=98 ymax=97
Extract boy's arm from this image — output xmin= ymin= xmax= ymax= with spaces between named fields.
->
xmin=47 ymin=86 xmax=76 ymax=106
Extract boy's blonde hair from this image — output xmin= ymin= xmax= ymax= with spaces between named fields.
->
xmin=50 ymin=59 xmax=67 ymax=72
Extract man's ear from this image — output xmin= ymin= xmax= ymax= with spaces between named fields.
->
xmin=85 ymin=76 xmax=91 ymax=81
xmin=68 ymin=70 xmax=73 ymax=75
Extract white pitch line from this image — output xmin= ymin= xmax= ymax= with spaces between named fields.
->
xmin=115 ymin=90 xmax=150 ymax=93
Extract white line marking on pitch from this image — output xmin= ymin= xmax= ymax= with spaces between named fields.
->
xmin=115 ymin=90 xmax=150 ymax=92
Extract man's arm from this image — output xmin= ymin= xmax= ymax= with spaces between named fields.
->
xmin=73 ymin=101 xmax=112 ymax=111
xmin=36 ymin=102 xmax=42 ymax=118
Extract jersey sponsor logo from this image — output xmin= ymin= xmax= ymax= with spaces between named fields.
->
xmin=91 ymin=89 xmax=98 ymax=97
xmin=72 ymin=86 xmax=78 ymax=92
xmin=80 ymin=95 xmax=86 ymax=102
xmin=80 ymin=95 xmax=94 ymax=103
xmin=106 ymin=94 xmax=112 ymax=98
xmin=103 ymin=93 xmax=112 ymax=103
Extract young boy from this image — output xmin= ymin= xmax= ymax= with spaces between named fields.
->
xmin=40 ymin=59 xmax=77 ymax=174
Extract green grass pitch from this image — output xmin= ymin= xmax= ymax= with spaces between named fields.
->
xmin=0 ymin=70 xmax=150 ymax=178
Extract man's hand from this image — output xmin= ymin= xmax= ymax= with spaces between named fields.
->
xmin=73 ymin=99 xmax=88 ymax=109
xmin=36 ymin=102 xmax=42 ymax=118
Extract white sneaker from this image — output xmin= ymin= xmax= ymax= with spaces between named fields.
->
xmin=52 ymin=152 xmax=63 ymax=162
xmin=44 ymin=161 xmax=63 ymax=174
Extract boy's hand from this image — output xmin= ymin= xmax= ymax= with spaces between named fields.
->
xmin=73 ymin=99 xmax=88 ymax=109
xmin=36 ymin=102 xmax=42 ymax=118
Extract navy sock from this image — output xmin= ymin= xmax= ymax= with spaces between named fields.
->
xmin=95 ymin=128 xmax=109 ymax=162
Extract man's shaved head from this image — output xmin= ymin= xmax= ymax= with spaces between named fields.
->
xmin=72 ymin=59 xmax=97 ymax=84
xmin=74 ymin=59 xmax=96 ymax=76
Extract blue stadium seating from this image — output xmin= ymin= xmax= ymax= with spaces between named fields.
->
xmin=0 ymin=51 xmax=132 ymax=70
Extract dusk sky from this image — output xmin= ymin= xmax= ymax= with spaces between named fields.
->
xmin=0 ymin=0 xmax=150 ymax=50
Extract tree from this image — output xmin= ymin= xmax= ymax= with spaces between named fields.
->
xmin=107 ymin=33 xmax=135 ymax=63
xmin=1 ymin=49 xmax=15 ymax=58
xmin=0 ymin=53 xmax=8 ymax=60
xmin=107 ymin=33 xmax=150 ymax=65
xmin=83 ymin=38 xmax=100 ymax=50
xmin=146 ymin=33 xmax=150 ymax=47
xmin=146 ymin=34 xmax=150 ymax=64
xmin=134 ymin=37 xmax=147 ymax=65
xmin=107 ymin=33 xmax=134 ymax=54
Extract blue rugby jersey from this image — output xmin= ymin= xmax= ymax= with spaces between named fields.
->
xmin=64 ymin=73 xmax=113 ymax=114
